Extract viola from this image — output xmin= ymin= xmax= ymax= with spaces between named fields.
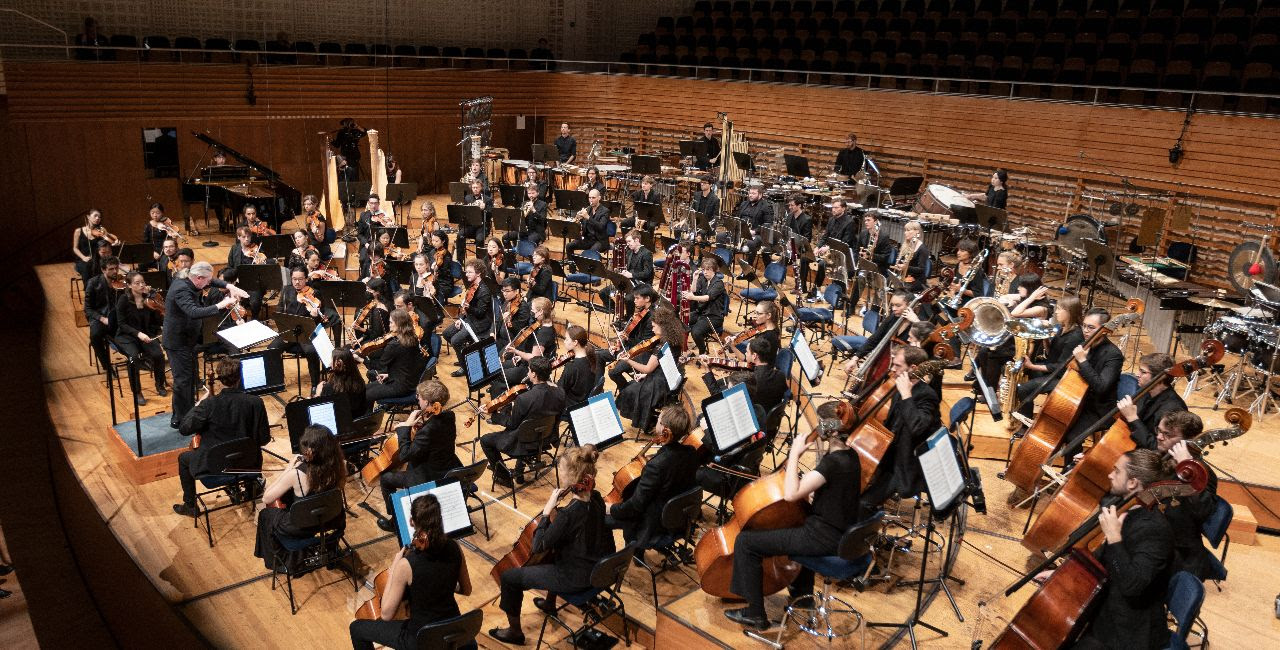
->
xmin=433 ymin=247 xmax=447 ymax=271
xmin=353 ymin=298 xmax=379 ymax=336
xmin=460 ymin=281 xmax=478 ymax=312
xmin=623 ymin=306 xmax=650 ymax=338
xmin=143 ymin=288 xmax=166 ymax=316
xmin=249 ymin=220 xmax=276 ymax=237
xmin=1002 ymin=300 xmax=1145 ymax=496
xmin=507 ymin=321 xmax=544 ymax=354
xmin=407 ymin=310 xmax=424 ymax=339
xmin=723 ymin=323 xmax=768 ymax=348
xmin=90 ymin=225 xmax=120 ymax=246
xmin=503 ymin=295 xmax=521 ymax=329
xmin=310 ymin=267 xmax=341 ymax=282
xmin=369 ymin=258 xmax=386 ymax=279
xmin=993 ymin=461 xmax=1209 ymax=649
xmin=109 ymin=273 xmax=127 ymax=291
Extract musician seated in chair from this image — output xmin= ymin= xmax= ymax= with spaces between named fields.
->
xmin=600 ymin=286 xmax=656 ymax=391
xmin=270 ymin=267 xmax=340 ymax=392
xmin=856 ymin=212 xmax=895 ymax=276
xmin=503 ymin=182 xmax=548 ymax=249
xmin=701 ymin=337 xmax=786 ymax=412
xmin=172 ymin=358 xmax=270 ymax=517
xmin=1117 ymin=352 xmax=1187 ymax=452
xmin=479 ymin=357 xmax=566 ymax=488
xmin=1014 ymin=294 xmax=1084 ymax=421
xmin=350 ymin=493 xmax=474 ymax=650
xmin=838 ymin=290 xmax=917 ymax=369
xmin=1057 ymin=308 xmax=1124 ymax=464
xmin=617 ymin=308 xmax=687 ymax=434
xmin=447 ymin=260 xmax=493 ymax=378
xmin=601 ymin=229 xmax=654 ymax=315
xmin=493 ymin=277 xmax=530 ymax=349
xmin=1030 ymin=448 xmax=1174 ymax=650
xmin=527 ymin=246 xmax=555 ymax=302
xmin=724 ymin=400 xmax=864 ymax=631
xmin=970 ymin=274 xmax=1051 ymax=396
xmin=859 ymin=346 xmax=942 ymax=511
xmin=1150 ymin=410 xmax=1220 ymax=581
xmin=488 ymin=445 xmax=614 ymax=646
xmin=374 ymin=380 xmax=461 ymax=532
xmin=605 ymin=405 xmax=700 ymax=546
xmin=621 ymin=175 xmax=660 ymax=232
xmin=735 ymin=185 xmax=773 ymax=266
xmin=254 ymin=425 xmax=347 ymax=571
xmin=805 ymin=198 xmax=857 ymax=301
xmin=726 ymin=300 xmax=781 ymax=363
xmin=566 ymin=188 xmax=610 ymax=256
xmin=490 ymin=297 xmax=557 ymax=400
xmin=684 ymin=257 xmax=728 ymax=356
xmin=460 ymin=180 xmax=493 ymax=256
xmin=359 ymin=309 xmax=424 ymax=404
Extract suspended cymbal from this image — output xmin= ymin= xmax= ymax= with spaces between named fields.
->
xmin=1189 ymin=296 xmax=1241 ymax=309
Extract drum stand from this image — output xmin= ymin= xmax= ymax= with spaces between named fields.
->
xmin=1213 ymin=354 xmax=1259 ymax=409
xmin=1245 ymin=327 xmax=1280 ymax=418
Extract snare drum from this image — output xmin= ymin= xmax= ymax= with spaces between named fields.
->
xmin=913 ymin=184 xmax=975 ymax=218
xmin=1208 ymin=316 xmax=1254 ymax=355
xmin=502 ymin=159 xmax=530 ymax=186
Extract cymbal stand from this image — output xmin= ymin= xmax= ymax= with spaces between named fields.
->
xmin=1213 ymin=352 xmax=1258 ymax=409
xmin=1246 ymin=326 xmax=1280 ymax=419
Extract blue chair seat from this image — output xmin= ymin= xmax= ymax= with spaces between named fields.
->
xmin=797 ymin=307 xmax=833 ymax=322
xmin=742 ymin=287 xmax=778 ymax=301
xmin=654 ymin=258 xmax=666 ymax=269
xmin=279 ymin=533 xmax=326 ymax=553
xmin=566 ymin=273 xmax=601 ymax=285
xmin=1204 ymin=551 xmax=1228 ymax=582
xmin=791 ymin=553 xmax=873 ymax=582
xmin=831 ymin=335 xmax=866 ymax=352
xmin=198 ymin=473 xmax=242 ymax=489
xmin=515 ymin=261 xmax=533 ymax=275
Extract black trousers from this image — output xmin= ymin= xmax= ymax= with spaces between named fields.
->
xmin=1016 ymin=372 xmax=1056 ymax=420
xmin=177 ymin=449 xmax=201 ymax=506
xmin=114 ymin=335 xmax=167 ymax=393
xmin=459 ymin=224 xmax=486 ymax=258
xmin=349 ymin=619 xmax=415 ymax=650
xmin=499 ymin=564 xmax=586 ymax=619
xmin=270 ymin=339 xmax=322 ymax=389
xmin=690 ymin=314 xmax=724 ymax=355
xmin=502 ymin=230 xmax=545 ymax=248
xmin=730 ymin=524 xmax=838 ymax=618
xmin=89 ymin=320 xmax=113 ymax=370
xmin=449 ymin=324 xmax=483 ymax=366
xmin=166 ymin=344 xmax=198 ymax=426
xmin=480 ymin=430 xmax=518 ymax=480
xmin=566 ymin=238 xmax=604 ymax=256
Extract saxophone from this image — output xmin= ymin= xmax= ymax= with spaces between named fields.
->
xmin=995 ymin=267 xmax=1014 ymax=297
xmin=999 ymin=335 xmax=1032 ymax=431
xmin=860 ymin=225 xmax=878 ymax=260
xmin=895 ymin=235 xmax=920 ymax=283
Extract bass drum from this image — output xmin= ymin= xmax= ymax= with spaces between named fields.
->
xmin=1054 ymin=214 xmax=1106 ymax=261
xmin=1207 ymin=316 xmax=1253 ymax=355
xmin=913 ymin=183 xmax=975 ymax=218
xmin=1249 ymin=325 xmax=1280 ymax=372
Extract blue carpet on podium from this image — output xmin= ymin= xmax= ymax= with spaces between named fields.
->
xmin=112 ymin=413 xmax=188 ymax=456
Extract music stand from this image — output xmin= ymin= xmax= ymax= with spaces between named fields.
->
xmin=548 ymin=216 xmax=578 ymax=255
xmin=314 ymin=280 xmax=367 ymax=310
xmin=498 ymin=184 xmax=524 ymax=207
xmin=974 ymin=205 xmax=1007 ymax=232
xmin=117 ymin=242 xmax=155 ymax=269
xmin=373 ymin=226 xmax=411 ymax=249
xmin=887 ymin=176 xmax=925 ymax=203
xmin=679 ymin=140 xmax=706 ymax=159
xmin=342 ymin=181 xmax=373 ymax=209
xmin=235 ymin=263 xmax=284 ymax=296
xmin=553 ymin=189 xmax=588 ymax=213
xmin=731 ymin=151 xmax=755 ymax=174
xmin=271 ymin=312 xmax=319 ymax=397
xmin=384 ymin=183 xmax=417 ymax=222
xmin=567 ymin=393 xmax=627 ymax=452
xmin=491 ymin=207 xmax=522 ymax=237
xmin=630 ymin=154 xmax=661 ymax=175
xmin=258 ymin=233 xmax=295 ymax=260
xmin=447 ymin=204 xmax=486 ymax=256
xmin=448 ymin=182 xmax=469 ymax=204
xmin=634 ymin=201 xmax=664 ymax=228
xmin=384 ymin=260 xmax=414 ymax=286
xmin=1083 ymin=238 xmax=1115 ymax=310
xmin=783 ymin=154 xmax=812 ymax=178
xmin=140 ymin=270 xmax=170 ymax=292
xmin=284 ymin=394 xmax=354 ymax=452
xmin=528 ymin=144 xmax=551 ymax=164
xmin=406 ymin=293 xmax=446 ymax=325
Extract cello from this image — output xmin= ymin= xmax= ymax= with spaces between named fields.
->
xmin=1021 ymin=341 xmax=1228 ymax=552
xmin=847 ymin=274 xmax=949 ymax=394
xmin=1002 ymin=301 xmax=1145 ymax=496
xmin=490 ymin=493 xmax=568 ymax=584
xmin=991 ymin=460 xmax=1209 ymax=649
xmin=360 ymin=405 xmax=438 ymax=484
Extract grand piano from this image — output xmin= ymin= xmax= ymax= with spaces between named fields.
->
xmin=182 ymin=131 xmax=302 ymax=232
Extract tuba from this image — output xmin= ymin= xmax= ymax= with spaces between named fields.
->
xmin=962 ymin=297 xmax=1011 ymax=347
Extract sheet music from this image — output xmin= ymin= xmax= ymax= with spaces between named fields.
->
xmin=705 ymin=383 xmax=759 ymax=450
xmin=216 ymin=319 xmax=278 ymax=350
xmin=792 ymin=330 xmax=820 ymax=383
xmin=307 ymin=401 xmax=338 ymax=434
xmin=311 ymin=324 xmax=334 ymax=369
xmin=394 ymin=481 xmax=472 ymax=545
xmin=464 ymin=349 xmax=485 ymax=383
xmin=919 ymin=428 xmax=966 ymax=511
xmin=657 ymin=343 xmax=682 ymax=390
xmin=240 ymin=356 xmax=268 ymax=391
xmin=570 ymin=393 xmax=624 ymax=447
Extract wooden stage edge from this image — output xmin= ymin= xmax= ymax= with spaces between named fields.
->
xmin=35 ymin=202 xmax=1280 ymax=648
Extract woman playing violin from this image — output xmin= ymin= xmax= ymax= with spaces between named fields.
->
xmin=426 ymin=231 xmax=455 ymax=299
xmin=724 ymin=299 xmax=780 ymax=362
xmin=725 ymin=400 xmax=864 ymax=631
xmin=527 ymin=245 xmax=554 ymax=302
xmin=561 ymin=325 xmax=601 ymax=409
xmin=360 ymin=309 xmax=424 ymax=404
xmin=616 ymin=307 xmax=686 ymax=434
xmin=602 ymin=286 xmax=656 ymax=391
xmin=245 ymin=203 xmax=276 ymax=238
xmin=488 ymin=445 xmax=614 ymax=646
xmin=72 ymin=208 xmax=116 ymax=283
xmin=349 ymin=279 xmax=391 ymax=352
xmin=489 ymin=296 xmax=556 ymax=400
xmin=287 ymin=229 xmax=317 ymax=269
xmin=254 ymin=424 xmax=347 ymax=571
xmin=228 ymin=226 xmax=266 ymax=269
xmin=373 ymin=380 xmax=461 ymax=531
xmin=114 ymin=271 xmax=169 ymax=403
xmin=483 ymin=237 xmax=511 ymax=282
xmin=142 ymin=202 xmax=172 ymax=268
xmin=350 ymin=492 xmax=474 ymax=650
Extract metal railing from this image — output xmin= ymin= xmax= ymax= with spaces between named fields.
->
xmin=0 ymin=41 xmax=1276 ymax=117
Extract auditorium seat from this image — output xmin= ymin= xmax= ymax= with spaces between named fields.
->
xmin=143 ymin=35 xmax=172 ymax=61
xmin=1024 ymin=56 xmax=1057 ymax=84
xmin=1125 ymin=59 xmax=1160 ymax=89
xmin=1162 ymin=60 xmax=1198 ymax=91
xmin=994 ymin=55 xmax=1024 ymax=82
xmin=1067 ymin=33 xmax=1098 ymax=61
xmin=1089 ymin=58 xmax=1123 ymax=88
xmin=1208 ymin=34 xmax=1246 ymax=68
xmin=205 ymin=38 xmax=233 ymax=64
xmin=1134 ymin=32 xmax=1169 ymax=63
xmin=1005 ymin=32 xmax=1038 ymax=61
xmin=1101 ymin=33 xmax=1133 ymax=61
xmin=1201 ymin=61 xmax=1239 ymax=94
xmin=1037 ymin=33 xmax=1067 ymax=61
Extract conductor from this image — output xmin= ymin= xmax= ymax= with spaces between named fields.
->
xmin=163 ymin=260 xmax=250 ymax=429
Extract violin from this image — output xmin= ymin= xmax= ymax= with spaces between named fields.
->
xmin=606 ymin=335 xmax=661 ymax=375
xmin=297 ymin=286 xmax=322 ymax=312
xmin=387 ymin=245 xmax=404 ymax=261
xmin=108 ymin=273 xmax=127 ymax=291
xmin=358 ymin=333 xmax=395 ymax=357
xmin=463 ymin=382 xmax=530 ymax=428
xmin=371 ymin=211 xmax=395 ymax=228
xmin=460 ymin=281 xmax=479 ymax=312
xmin=306 ymin=211 xmax=325 ymax=238
xmin=353 ymin=298 xmax=378 ymax=335
xmin=249 ymin=219 xmax=276 ymax=237
xmin=507 ymin=321 xmax=543 ymax=354
xmin=158 ymin=217 xmax=187 ymax=243
xmin=408 ymin=310 xmax=424 ymax=339
xmin=433 ymin=247 xmax=447 ymax=271
xmin=723 ymin=323 xmax=767 ymax=348
xmin=622 ymin=306 xmax=650 ymax=339
xmin=90 ymin=225 xmax=120 ymax=246
xmin=369 ymin=258 xmax=386 ymax=280
xmin=143 ymin=287 xmax=166 ymax=316
xmin=503 ymin=294 xmax=521 ymax=328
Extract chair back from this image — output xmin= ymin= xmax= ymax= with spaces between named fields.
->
xmin=424 ymin=333 xmax=443 ymax=373
xmin=775 ymin=348 xmax=794 ymax=379
xmin=514 ymin=414 xmax=559 ymax=453
xmin=550 ymin=281 xmax=559 ymax=304
xmin=762 ymin=402 xmax=787 ymax=439
xmin=660 ymin=486 xmax=703 ymax=533
xmin=443 ymin=460 xmax=488 ymax=488
xmin=713 ymin=247 xmax=732 ymax=268
xmin=349 ymin=410 xmax=387 ymax=440
xmin=948 ymin=396 xmax=976 ymax=432
xmin=862 ymin=306 xmax=881 ymax=334
xmin=837 ymin=511 xmax=886 ymax=561
xmin=763 ymin=262 xmax=786 ymax=285
xmin=415 ymin=608 xmax=484 ymax=650
xmin=589 ymin=543 xmax=640 ymax=591
xmin=1167 ymin=241 xmax=1198 ymax=265
xmin=1116 ymin=372 xmax=1139 ymax=400
xmin=448 ymin=260 xmax=463 ymax=280
xmin=591 ymin=372 xmax=606 ymax=396
xmin=580 ymin=249 xmax=602 ymax=262
xmin=287 ymin=489 xmax=345 ymax=531
xmin=1166 ymin=571 xmax=1205 ymax=649
xmin=515 ymin=239 xmax=536 ymax=258
xmin=1203 ymin=495 xmax=1233 ymax=548
xmin=822 ymin=281 xmax=843 ymax=307
xmin=203 ymin=437 xmax=263 ymax=474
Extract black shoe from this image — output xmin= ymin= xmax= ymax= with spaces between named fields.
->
xmin=492 ymin=473 xmax=514 ymax=488
xmin=451 ymin=368 xmax=465 ymax=377
xmin=135 ymin=394 xmax=147 ymax=406
xmin=488 ymin=627 xmax=526 ymax=645
xmin=170 ymin=420 xmax=181 ymax=430
xmin=377 ymin=517 xmax=397 ymax=533
xmin=724 ymin=607 xmax=771 ymax=630
xmin=172 ymin=503 xmax=199 ymax=518
xmin=533 ymin=596 xmax=557 ymax=614
xmin=963 ymin=371 xmax=976 ymax=382
xmin=156 ymin=385 xmax=168 ymax=397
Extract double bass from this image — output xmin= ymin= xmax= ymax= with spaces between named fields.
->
xmin=847 ymin=276 xmax=949 ymax=393
xmin=991 ymin=460 xmax=1209 ymax=649
xmin=1002 ymin=300 xmax=1145 ymax=496
xmin=1021 ymin=341 xmax=1229 ymax=553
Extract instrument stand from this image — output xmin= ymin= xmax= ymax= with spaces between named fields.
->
xmin=1213 ymin=356 xmax=1257 ymax=410
xmin=866 ymin=500 xmax=949 ymax=648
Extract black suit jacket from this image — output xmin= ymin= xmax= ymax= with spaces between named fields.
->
xmin=821 ymin=214 xmax=857 ymax=248
xmin=1072 ymin=339 xmax=1124 ymax=431
xmin=609 ymin=442 xmax=700 ymax=544
xmin=786 ymin=211 xmax=813 ymax=241
xmin=460 ymin=282 xmax=493 ymax=335
xmin=872 ymin=381 xmax=942 ymax=501
xmin=692 ymin=191 xmax=720 ymax=218
xmin=1164 ymin=464 xmax=1219 ymax=581
xmin=583 ymin=204 xmax=611 ymax=246
xmin=736 ymin=198 xmax=774 ymax=230
xmin=625 ymin=247 xmax=654 ymax=285
xmin=376 ymin=338 xmax=425 ymax=393
xmin=179 ymin=387 xmax=270 ymax=475
xmin=532 ymin=492 xmax=614 ymax=587
xmin=522 ymin=198 xmax=548 ymax=237
xmin=84 ymin=275 xmax=121 ymax=326
xmin=856 ymin=228 xmax=895 ymax=272
xmin=162 ymin=277 xmax=229 ymax=349
xmin=506 ymin=382 xmax=566 ymax=435
xmin=1126 ymin=387 xmax=1187 ymax=450
xmin=747 ymin=365 xmax=787 ymax=412
xmin=397 ymin=411 xmax=462 ymax=485
xmin=529 ymin=265 xmax=554 ymax=301
xmin=1082 ymin=506 xmax=1173 ymax=650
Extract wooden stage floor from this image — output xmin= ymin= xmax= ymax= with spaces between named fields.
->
xmin=36 ymin=198 xmax=1280 ymax=647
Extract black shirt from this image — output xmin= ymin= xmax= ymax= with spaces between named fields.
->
xmin=404 ymin=540 xmax=464 ymax=628
xmin=821 ymin=213 xmax=857 ymax=248
xmin=1126 ymin=388 xmax=1187 ymax=451
xmin=84 ymin=275 xmax=122 ymax=326
xmin=834 ymin=146 xmax=866 ymax=177
xmin=522 ymin=198 xmax=549 ymax=237
xmin=397 ymin=411 xmax=462 ymax=482
xmin=625 ymin=247 xmax=654 ymax=285
xmin=320 ymin=382 xmax=368 ymax=419
xmin=115 ymin=294 xmax=163 ymax=339
xmin=554 ymin=134 xmax=577 ymax=163
xmin=581 ymin=204 xmax=611 ymax=247
xmin=785 ymin=210 xmax=813 ymax=241
xmin=985 ymin=185 xmax=1008 ymax=209
xmin=692 ymin=190 xmax=720 ymax=218
xmin=178 ymin=387 xmax=271 ymax=454
xmin=692 ymin=272 xmax=727 ymax=319
xmin=808 ymin=448 xmax=863 ymax=534
xmin=736 ymin=198 xmax=774 ymax=230
xmin=696 ymin=135 xmax=721 ymax=170
xmin=506 ymin=382 xmax=566 ymax=433
xmin=746 ymin=364 xmax=788 ymax=412
xmin=529 ymin=265 xmax=554 ymax=301
xmin=610 ymin=442 xmax=700 ymax=543
xmin=559 ymin=356 xmax=597 ymax=408
xmin=1082 ymin=505 xmax=1173 ymax=650
xmin=532 ymin=491 xmax=615 ymax=586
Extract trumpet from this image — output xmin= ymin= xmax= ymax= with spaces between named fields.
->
xmin=523 ymin=199 xmax=536 ymax=217
xmin=576 ymin=207 xmax=590 ymax=221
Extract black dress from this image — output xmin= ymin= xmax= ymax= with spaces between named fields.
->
xmin=616 ymin=350 xmax=678 ymax=432
xmin=559 ymin=355 xmax=598 ymax=410
xmin=253 ymin=467 xmax=345 ymax=570
xmin=985 ymin=185 xmax=1008 ymax=210
xmin=348 ymin=540 xmax=467 ymax=650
